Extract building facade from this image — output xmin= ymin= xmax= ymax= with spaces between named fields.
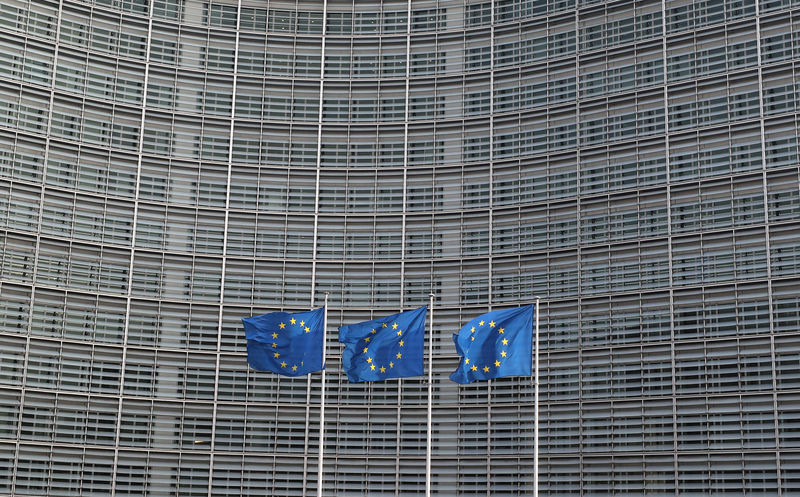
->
xmin=1 ymin=0 xmax=800 ymax=494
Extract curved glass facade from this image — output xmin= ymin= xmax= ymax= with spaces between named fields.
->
xmin=2 ymin=0 xmax=800 ymax=494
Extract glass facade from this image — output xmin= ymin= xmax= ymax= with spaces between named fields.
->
xmin=1 ymin=0 xmax=800 ymax=493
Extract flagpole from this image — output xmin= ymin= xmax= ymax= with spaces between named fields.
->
xmin=425 ymin=293 xmax=434 ymax=497
xmin=317 ymin=292 xmax=329 ymax=497
xmin=533 ymin=296 xmax=541 ymax=497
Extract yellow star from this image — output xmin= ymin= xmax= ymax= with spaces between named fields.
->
xmin=371 ymin=328 xmax=376 ymax=334
xmin=489 ymin=321 xmax=495 ymax=327
xmin=465 ymin=358 xmax=470 ymax=364
xmin=392 ymin=323 xmax=398 ymax=329
xmin=300 ymin=321 xmax=305 ymax=326
xmin=502 ymin=338 xmax=508 ymax=345
xmin=382 ymin=323 xmax=387 ymax=328
xmin=279 ymin=322 xmax=286 ymax=329
xmin=363 ymin=347 xmax=368 ymax=353
xmin=494 ymin=360 xmax=501 ymax=367
xmin=498 ymin=328 xmax=504 ymax=334
xmin=370 ymin=364 xmax=375 ymax=370
xmin=380 ymin=366 xmax=385 ymax=373
xmin=290 ymin=318 xmax=296 ymax=324
xmin=397 ymin=330 xmax=402 ymax=336
xmin=471 ymin=326 xmax=476 ymax=333
xmin=399 ymin=340 xmax=404 ymax=347
xmin=471 ymin=365 xmax=478 ymax=371
xmin=273 ymin=352 xmax=280 ymax=358
xmin=501 ymin=351 xmax=507 ymax=357
xmin=292 ymin=365 xmax=297 ymax=371
xmin=367 ymin=357 xmax=372 ymax=363
xmin=471 ymin=336 xmax=475 ymax=341
xmin=280 ymin=361 xmax=287 ymax=368
xmin=389 ymin=362 xmax=394 ymax=368
xmin=483 ymin=366 xmax=490 ymax=372
xmin=304 ymin=327 xmax=310 ymax=333
xmin=272 ymin=332 xmax=278 ymax=339
xmin=396 ymin=352 xmax=402 ymax=359
xmin=272 ymin=343 xmax=277 ymax=348
xmin=480 ymin=320 xmax=485 ymax=326
xmin=365 ymin=337 xmax=370 ymax=342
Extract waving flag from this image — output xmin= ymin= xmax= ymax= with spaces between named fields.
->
xmin=450 ymin=305 xmax=533 ymax=384
xmin=339 ymin=307 xmax=427 ymax=382
xmin=243 ymin=307 xmax=325 ymax=377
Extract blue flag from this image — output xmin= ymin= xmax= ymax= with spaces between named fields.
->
xmin=450 ymin=305 xmax=533 ymax=384
xmin=339 ymin=306 xmax=427 ymax=382
xmin=242 ymin=307 xmax=325 ymax=377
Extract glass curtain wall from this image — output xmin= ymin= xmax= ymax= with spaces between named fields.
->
xmin=0 ymin=0 xmax=800 ymax=494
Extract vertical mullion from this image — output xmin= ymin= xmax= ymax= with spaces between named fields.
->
xmin=658 ymin=0 xmax=680 ymax=493
xmin=205 ymin=0 xmax=244 ymax=494
xmin=108 ymin=0 xmax=155 ymax=493
xmin=487 ymin=0 xmax=495 ymax=310
xmin=307 ymin=0 xmax=329 ymax=493
xmin=485 ymin=1 xmax=497 ymax=494
xmin=395 ymin=0 xmax=413 ymax=493
xmin=311 ymin=0 xmax=329 ymax=299
xmin=14 ymin=0 xmax=67 ymax=491
xmin=399 ymin=0 xmax=412 ymax=316
xmin=752 ymin=2 xmax=781 ymax=491
xmin=573 ymin=6 xmax=583 ymax=495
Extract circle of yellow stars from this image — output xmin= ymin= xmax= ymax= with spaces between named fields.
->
xmin=272 ymin=315 xmax=311 ymax=372
xmin=361 ymin=321 xmax=405 ymax=375
xmin=463 ymin=319 xmax=508 ymax=374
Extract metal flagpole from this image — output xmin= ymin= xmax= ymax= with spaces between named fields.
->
xmin=533 ymin=296 xmax=541 ymax=497
xmin=425 ymin=293 xmax=435 ymax=497
xmin=317 ymin=292 xmax=329 ymax=497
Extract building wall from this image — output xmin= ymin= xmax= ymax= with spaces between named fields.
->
xmin=1 ymin=0 xmax=800 ymax=494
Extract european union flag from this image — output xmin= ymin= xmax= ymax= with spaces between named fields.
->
xmin=243 ymin=307 xmax=325 ymax=377
xmin=450 ymin=305 xmax=533 ymax=384
xmin=339 ymin=306 xmax=427 ymax=382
